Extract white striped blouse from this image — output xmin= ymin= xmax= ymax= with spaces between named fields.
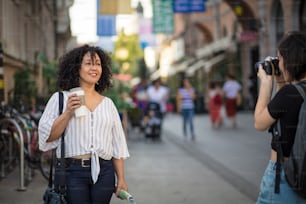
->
xmin=38 ymin=91 xmax=130 ymax=161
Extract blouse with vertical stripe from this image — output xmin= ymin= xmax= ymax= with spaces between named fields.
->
xmin=178 ymin=88 xmax=195 ymax=110
xmin=38 ymin=92 xmax=130 ymax=160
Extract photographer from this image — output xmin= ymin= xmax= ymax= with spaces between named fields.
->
xmin=254 ymin=32 xmax=306 ymax=203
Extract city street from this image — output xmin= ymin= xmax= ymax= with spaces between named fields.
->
xmin=0 ymin=1 xmax=301 ymax=203
xmin=0 ymin=111 xmax=270 ymax=204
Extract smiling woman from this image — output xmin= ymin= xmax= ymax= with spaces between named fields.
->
xmin=38 ymin=44 xmax=130 ymax=204
xmin=79 ymin=52 xmax=102 ymax=86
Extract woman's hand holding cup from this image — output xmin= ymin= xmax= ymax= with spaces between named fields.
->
xmin=69 ymin=87 xmax=87 ymax=117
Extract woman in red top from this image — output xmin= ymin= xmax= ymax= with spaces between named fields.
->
xmin=207 ymin=81 xmax=223 ymax=129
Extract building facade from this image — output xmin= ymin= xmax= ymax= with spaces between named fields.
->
xmin=0 ymin=0 xmax=74 ymax=105
xmin=168 ymin=0 xmax=306 ymax=110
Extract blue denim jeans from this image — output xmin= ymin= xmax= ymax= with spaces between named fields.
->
xmin=256 ymin=160 xmax=305 ymax=204
xmin=54 ymin=158 xmax=115 ymax=204
xmin=181 ymin=108 xmax=194 ymax=137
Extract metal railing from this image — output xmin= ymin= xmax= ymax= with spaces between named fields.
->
xmin=0 ymin=118 xmax=26 ymax=190
xmin=0 ymin=105 xmax=48 ymax=191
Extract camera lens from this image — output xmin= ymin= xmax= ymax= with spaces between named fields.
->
xmin=255 ymin=56 xmax=280 ymax=76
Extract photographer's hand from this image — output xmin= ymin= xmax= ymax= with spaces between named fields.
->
xmin=254 ymin=66 xmax=274 ymax=131
xmin=257 ymin=66 xmax=273 ymax=88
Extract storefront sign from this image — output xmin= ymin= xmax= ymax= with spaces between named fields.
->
xmin=239 ymin=31 xmax=258 ymax=42
xmin=173 ymin=0 xmax=206 ymax=13
xmin=97 ymin=15 xmax=116 ymax=36
xmin=98 ymin=0 xmax=132 ymax=15
xmin=152 ymin=0 xmax=174 ymax=34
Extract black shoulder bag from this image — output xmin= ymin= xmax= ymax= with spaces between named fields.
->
xmin=43 ymin=92 xmax=67 ymax=204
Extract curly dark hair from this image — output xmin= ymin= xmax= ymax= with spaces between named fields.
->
xmin=57 ymin=44 xmax=112 ymax=93
xmin=278 ymin=31 xmax=306 ymax=81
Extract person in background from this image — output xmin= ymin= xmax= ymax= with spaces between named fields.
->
xmin=177 ymin=78 xmax=196 ymax=140
xmin=146 ymin=78 xmax=169 ymax=117
xmin=38 ymin=45 xmax=130 ymax=204
xmin=222 ymin=73 xmax=241 ymax=128
xmin=207 ymin=81 xmax=223 ymax=129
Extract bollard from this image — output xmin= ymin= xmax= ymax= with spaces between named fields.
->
xmin=16 ymin=116 xmax=33 ymax=182
xmin=0 ymin=118 xmax=26 ymax=191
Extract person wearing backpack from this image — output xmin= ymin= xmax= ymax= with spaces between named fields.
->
xmin=254 ymin=32 xmax=306 ymax=203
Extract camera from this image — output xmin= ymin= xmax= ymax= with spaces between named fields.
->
xmin=255 ymin=56 xmax=280 ymax=76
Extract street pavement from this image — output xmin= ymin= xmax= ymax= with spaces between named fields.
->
xmin=0 ymin=111 xmax=270 ymax=204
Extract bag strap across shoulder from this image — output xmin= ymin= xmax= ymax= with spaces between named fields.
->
xmin=58 ymin=92 xmax=66 ymax=194
xmin=270 ymin=119 xmax=282 ymax=194
xmin=294 ymin=83 xmax=306 ymax=100
xmin=48 ymin=92 xmax=66 ymax=193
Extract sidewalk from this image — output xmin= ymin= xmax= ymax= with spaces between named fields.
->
xmin=0 ymin=111 xmax=266 ymax=204
xmin=111 ymin=111 xmax=264 ymax=204
xmin=161 ymin=111 xmax=270 ymax=201
xmin=0 ymin=167 xmax=46 ymax=204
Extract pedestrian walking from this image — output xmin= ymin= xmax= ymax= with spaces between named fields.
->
xmin=254 ymin=32 xmax=306 ymax=203
xmin=38 ymin=45 xmax=130 ymax=204
xmin=207 ymin=81 xmax=223 ymax=129
xmin=222 ymin=73 xmax=241 ymax=128
xmin=177 ymin=78 xmax=196 ymax=140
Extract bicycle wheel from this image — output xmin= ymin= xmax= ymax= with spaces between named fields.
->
xmin=0 ymin=134 xmax=9 ymax=178
xmin=39 ymin=150 xmax=53 ymax=180
xmin=1 ymin=129 xmax=19 ymax=171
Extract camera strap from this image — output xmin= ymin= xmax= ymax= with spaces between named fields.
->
xmin=269 ymin=120 xmax=282 ymax=194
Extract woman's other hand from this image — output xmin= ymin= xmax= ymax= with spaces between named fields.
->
xmin=115 ymin=180 xmax=128 ymax=199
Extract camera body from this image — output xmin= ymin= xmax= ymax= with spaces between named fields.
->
xmin=255 ymin=56 xmax=280 ymax=76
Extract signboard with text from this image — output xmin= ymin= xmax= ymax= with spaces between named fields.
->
xmin=97 ymin=0 xmax=116 ymax=36
xmin=239 ymin=31 xmax=258 ymax=42
xmin=173 ymin=0 xmax=206 ymax=13
xmin=97 ymin=15 xmax=116 ymax=36
xmin=99 ymin=0 xmax=132 ymax=15
xmin=152 ymin=0 xmax=174 ymax=34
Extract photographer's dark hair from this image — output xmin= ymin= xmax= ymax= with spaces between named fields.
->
xmin=57 ymin=44 xmax=112 ymax=93
xmin=278 ymin=32 xmax=306 ymax=81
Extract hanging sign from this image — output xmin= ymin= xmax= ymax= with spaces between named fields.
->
xmin=173 ymin=0 xmax=206 ymax=13
xmin=152 ymin=0 xmax=174 ymax=34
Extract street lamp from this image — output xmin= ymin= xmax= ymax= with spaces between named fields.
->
xmin=136 ymin=1 xmax=143 ymax=17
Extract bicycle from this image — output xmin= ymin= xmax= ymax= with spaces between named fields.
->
xmin=0 ymin=105 xmax=52 ymax=183
xmin=15 ymin=109 xmax=52 ymax=181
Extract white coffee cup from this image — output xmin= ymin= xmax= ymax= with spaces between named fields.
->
xmin=70 ymin=87 xmax=87 ymax=117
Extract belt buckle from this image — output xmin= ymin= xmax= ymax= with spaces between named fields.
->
xmin=81 ymin=159 xmax=90 ymax=167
